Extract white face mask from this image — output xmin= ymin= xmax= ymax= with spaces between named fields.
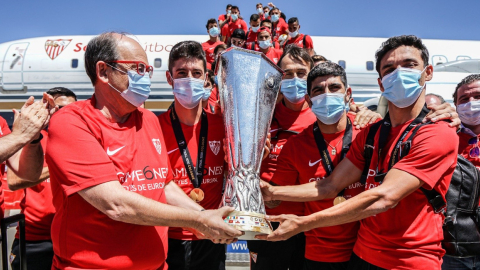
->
xmin=457 ymin=100 xmax=480 ymax=126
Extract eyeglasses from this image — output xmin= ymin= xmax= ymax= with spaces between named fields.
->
xmin=468 ymin=136 xmax=479 ymax=158
xmin=107 ymin=60 xmax=154 ymax=78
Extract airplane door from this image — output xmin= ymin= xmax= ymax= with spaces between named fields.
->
xmin=1 ymin=42 xmax=29 ymax=92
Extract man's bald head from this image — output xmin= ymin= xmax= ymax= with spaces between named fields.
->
xmin=425 ymin=93 xmax=445 ymax=107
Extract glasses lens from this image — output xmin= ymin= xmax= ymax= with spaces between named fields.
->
xmin=470 ymin=146 xmax=480 ymax=158
xmin=137 ymin=63 xmax=146 ymax=75
xmin=468 ymin=137 xmax=479 ymax=145
xmin=148 ymin=67 xmax=154 ymax=78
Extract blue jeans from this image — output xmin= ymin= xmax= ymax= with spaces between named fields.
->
xmin=443 ymin=255 xmax=480 ymax=270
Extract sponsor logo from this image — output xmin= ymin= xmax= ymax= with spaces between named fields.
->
xmin=45 ymin=39 xmax=72 ymax=60
xmin=117 ymin=166 xmax=169 ymax=184
xmin=209 ymin=140 xmax=221 ymax=155
xmin=308 ymin=159 xmax=322 ymax=167
xmin=106 ymin=146 xmax=125 ymax=156
xmin=152 ymin=139 xmax=162 ymax=154
xmin=167 ymin=148 xmax=179 ymax=155
xmin=250 ymin=252 xmax=258 ymax=263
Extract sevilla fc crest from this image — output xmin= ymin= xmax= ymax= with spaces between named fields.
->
xmin=45 ymin=39 xmax=72 ymax=60
xmin=209 ymin=141 xmax=221 ymax=155
xmin=152 ymin=139 xmax=162 ymax=155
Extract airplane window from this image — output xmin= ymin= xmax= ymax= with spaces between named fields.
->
xmin=154 ymin=58 xmax=162 ymax=68
xmin=71 ymin=59 xmax=78 ymax=68
xmin=338 ymin=60 xmax=346 ymax=69
xmin=366 ymin=61 xmax=374 ymax=71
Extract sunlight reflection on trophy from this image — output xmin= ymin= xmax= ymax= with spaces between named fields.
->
xmin=216 ymin=47 xmax=283 ymax=240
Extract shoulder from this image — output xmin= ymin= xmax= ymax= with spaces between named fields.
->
xmin=412 ymin=121 xmax=458 ymax=151
xmin=157 ymin=109 xmax=171 ymax=127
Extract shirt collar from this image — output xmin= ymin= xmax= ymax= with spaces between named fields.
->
xmin=460 ymin=123 xmax=479 ymax=137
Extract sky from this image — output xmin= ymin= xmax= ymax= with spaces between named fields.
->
xmin=1 ymin=0 xmax=480 ymax=44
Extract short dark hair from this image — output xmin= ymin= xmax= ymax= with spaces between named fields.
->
xmin=256 ymin=3 xmax=263 ymax=8
xmin=375 ymin=35 xmax=429 ymax=76
xmin=453 ymin=74 xmax=480 ymax=104
xmin=84 ymin=32 xmax=122 ymax=85
xmin=269 ymin=7 xmax=279 ymax=15
xmin=307 ymin=61 xmax=347 ymax=95
xmin=287 ymin=17 xmax=298 ymax=24
xmin=231 ymin=5 xmax=239 ymax=11
xmin=168 ymin=41 xmax=206 ymax=73
xmin=312 ymin=55 xmax=328 ymax=63
xmin=261 ymin=19 xmax=272 ymax=25
xmin=226 ymin=4 xmax=232 ymax=9
xmin=206 ymin=69 xmax=216 ymax=87
xmin=47 ymin=87 xmax=77 ymax=101
xmin=425 ymin=93 xmax=445 ymax=104
xmin=280 ymin=12 xmax=286 ymax=21
xmin=250 ymin=14 xmax=260 ymax=22
xmin=214 ymin=43 xmax=228 ymax=55
xmin=277 ymin=44 xmax=313 ymax=70
xmin=206 ymin=18 xmax=217 ymax=29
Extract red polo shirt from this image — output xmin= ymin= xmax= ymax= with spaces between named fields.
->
xmin=284 ymin=34 xmax=314 ymax=49
xmin=225 ymin=19 xmax=248 ymax=38
xmin=0 ymin=116 xmax=11 ymax=218
xmin=202 ymin=40 xmax=224 ymax=65
xmin=272 ymin=18 xmax=288 ymax=41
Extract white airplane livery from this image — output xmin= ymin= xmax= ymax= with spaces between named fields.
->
xmin=1 ymin=34 xmax=480 ymax=124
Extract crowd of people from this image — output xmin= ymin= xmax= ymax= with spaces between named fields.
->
xmin=0 ymin=2 xmax=479 ymax=270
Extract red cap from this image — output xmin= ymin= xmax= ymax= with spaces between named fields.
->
xmin=257 ymin=26 xmax=271 ymax=36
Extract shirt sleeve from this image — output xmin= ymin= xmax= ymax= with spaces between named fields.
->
xmin=222 ymin=25 xmax=229 ymax=37
xmin=270 ymin=137 xmax=300 ymax=186
xmin=241 ymin=20 xmax=248 ymax=32
xmin=46 ymin=111 xmax=119 ymax=196
xmin=393 ymin=122 xmax=458 ymax=190
xmin=345 ymin=126 xmax=369 ymax=171
xmin=305 ymin=35 xmax=314 ymax=49
xmin=0 ymin=117 xmax=11 ymax=137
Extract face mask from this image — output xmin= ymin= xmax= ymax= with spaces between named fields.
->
xmin=172 ymin=77 xmax=205 ymax=109
xmin=281 ymin=78 xmax=307 ymax=104
xmin=252 ymin=26 xmax=260 ymax=32
xmin=271 ymin=14 xmax=279 ymax=22
xmin=209 ymin=27 xmax=220 ymax=37
xmin=203 ymin=87 xmax=212 ymax=101
xmin=257 ymin=8 xmax=263 ymax=14
xmin=231 ymin=14 xmax=238 ymax=21
xmin=381 ymin=66 xmax=427 ymax=108
xmin=227 ymin=10 xmax=231 ymax=14
xmin=457 ymin=100 xmax=480 ymax=126
xmin=258 ymin=39 xmax=272 ymax=49
xmin=108 ymin=65 xmax=151 ymax=107
xmin=289 ymin=30 xmax=299 ymax=38
xmin=310 ymin=93 xmax=348 ymax=125
xmin=265 ymin=11 xmax=269 ymax=16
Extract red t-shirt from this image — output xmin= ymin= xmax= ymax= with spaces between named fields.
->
xmin=284 ymin=34 xmax=314 ymax=49
xmin=458 ymin=130 xmax=480 ymax=205
xmin=346 ymin=120 xmax=458 ymax=269
xmin=246 ymin=29 xmax=257 ymax=43
xmin=272 ymin=114 xmax=364 ymax=263
xmin=261 ymin=102 xmax=316 ymax=216
xmin=264 ymin=47 xmax=283 ymax=64
xmin=46 ymin=97 xmax=172 ymax=270
xmin=202 ymin=40 xmax=224 ymax=64
xmin=16 ymin=130 xmax=55 ymax=241
xmin=272 ymin=18 xmax=288 ymax=41
xmin=225 ymin=19 xmax=248 ymax=38
xmin=218 ymin=14 xmax=228 ymax=23
xmin=158 ymin=109 xmax=225 ymax=240
xmin=0 ymin=116 xmax=11 ymax=218
xmin=221 ymin=24 xmax=229 ymax=39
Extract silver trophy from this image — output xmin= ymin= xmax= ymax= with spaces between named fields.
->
xmin=216 ymin=47 xmax=283 ymax=240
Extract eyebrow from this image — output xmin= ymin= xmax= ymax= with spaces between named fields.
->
xmin=284 ymin=68 xmax=308 ymax=72
xmin=381 ymin=58 xmax=419 ymax=71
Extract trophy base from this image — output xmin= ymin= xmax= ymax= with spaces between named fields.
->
xmin=224 ymin=210 xmax=273 ymax=240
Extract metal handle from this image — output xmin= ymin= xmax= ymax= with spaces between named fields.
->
xmin=1 ymin=214 xmax=26 ymax=270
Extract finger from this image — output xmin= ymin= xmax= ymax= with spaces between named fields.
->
xmin=13 ymin=109 xmax=20 ymax=121
xmin=255 ymin=234 xmax=268 ymax=240
xmin=265 ymin=215 xmax=285 ymax=222
xmin=449 ymin=119 xmax=461 ymax=128
xmin=217 ymin=206 xmax=235 ymax=218
xmin=22 ymin=96 xmax=35 ymax=110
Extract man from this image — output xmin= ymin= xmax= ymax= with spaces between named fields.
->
xmin=46 ymin=32 xmax=241 ymax=270
xmin=269 ymin=7 xmax=288 ymax=42
xmin=246 ymin=14 xmax=261 ymax=43
xmin=284 ymin=17 xmax=314 ymax=55
xmin=256 ymin=3 xmax=265 ymax=20
xmin=8 ymin=87 xmax=77 ymax=270
xmin=218 ymin=4 xmax=232 ymax=29
xmin=426 ymin=93 xmax=446 ymax=107
xmin=446 ymin=74 xmax=480 ymax=269
xmin=202 ymin=18 xmax=224 ymax=70
xmin=259 ymin=35 xmax=459 ymax=270
xmin=229 ymin=29 xmax=246 ymax=48
xmin=312 ymin=55 xmax=328 ymax=66
xmin=159 ymin=41 xmax=228 ymax=270
xmin=263 ymin=6 xmax=270 ymax=18
xmin=221 ymin=6 xmax=248 ymax=44
xmin=255 ymin=27 xmax=283 ymax=64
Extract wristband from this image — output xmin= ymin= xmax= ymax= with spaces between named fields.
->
xmin=30 ymin=133 xmax=43 ymax=144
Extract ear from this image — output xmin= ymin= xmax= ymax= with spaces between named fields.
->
xmin=305 ymin=94 xmax=313 ymax=108
xmin=424 ymin=64 xmax=434 ymax=82
xmin=166 ymin=71 xmax=174 ymax=87
xmin=96 ymin=61 xmax=109 ymax=84
xmin=345 ymin=87 xmax=352 ymax=103
xmin=377 ymin=78 xmax=385 ymax=93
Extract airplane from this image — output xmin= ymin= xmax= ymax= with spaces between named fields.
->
xmin=1 ymin=35 xmax=480 ymax=126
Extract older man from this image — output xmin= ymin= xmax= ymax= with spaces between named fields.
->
xmin=260 ymin=35 xmax=459 ymax=270
xmin=46 ymin=32 xmax=241 ymax=270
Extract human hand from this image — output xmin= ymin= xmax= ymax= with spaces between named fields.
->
xmin=352 ymin=108 xmax=382 ymax=129
xmin=268 ymin=2 xmax=275 ymax=8
xmin=41 ymin=92 xmax=59 ymax=129
xmin=12 ymin=97 xmax=49 ymax=143
xmin=263 ymin=133 xmax=271 ymax=161
xmin=424 ymin=102 xmax=460 ymax=128
xmin=255 ymin=214 xmax=305 ymax=241
xmin=260 ymin=180 xmax=275 ymax=202
xmin=195 ymin=206 xmax=243 ymax=243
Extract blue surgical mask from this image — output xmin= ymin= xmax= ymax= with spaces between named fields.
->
xmin=231 ymin=14 xmax=238 ymax=21
xmin=227 ymin=10 xmax=231 ymax=14
xmin=271 ymin=14 xmax=279 ymax=22
xmin=209 ymin=27 xmax=220 ymax=37
xmin=252 ymin=26 xmax=260 ymax=33
xmin=108 ymin=65 xmax=151 ymax=107
xmin=203 ymin=87 xmax=212 ymax=101
xmin=289 ymin=31 xmax=299 ymax=38
xmin=257 ymin=8 xmax=263 ymax=14
xmin=310 ymin=93 xmax=348 ymax=125
xmin=172 ymin=77 xmax=205 ymax=109
xmin=381 ymin=66 xmax=427 ymax=108
xmin=281 ymin=78 xmax=307 ymax=104
xmin=258 ymin=39 xmax=272 ymax=49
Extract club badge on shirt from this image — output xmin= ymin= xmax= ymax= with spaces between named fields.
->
xmin=152 ymin=139 xmax=162 ymax=154
xmin=209 ymin=141 xmax=221 ymax=155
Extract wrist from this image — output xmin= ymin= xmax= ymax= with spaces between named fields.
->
xmin=299 ymin=215 xmax=313 ymax=232
xmin=30 ymin=133 xmax=43 ymax=144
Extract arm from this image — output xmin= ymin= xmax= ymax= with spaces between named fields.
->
xmin=78 ymin=180 xmax=241 ymax=240
xmin=7 ymin=166 xmax=49 ymax=191
xmin=258 ymin=168 xmax=424 ymax=241
xmin=262 ymin=158 xmax=362 ymax=202
xmin=164 ymin=181 xmax=203 ymax=211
